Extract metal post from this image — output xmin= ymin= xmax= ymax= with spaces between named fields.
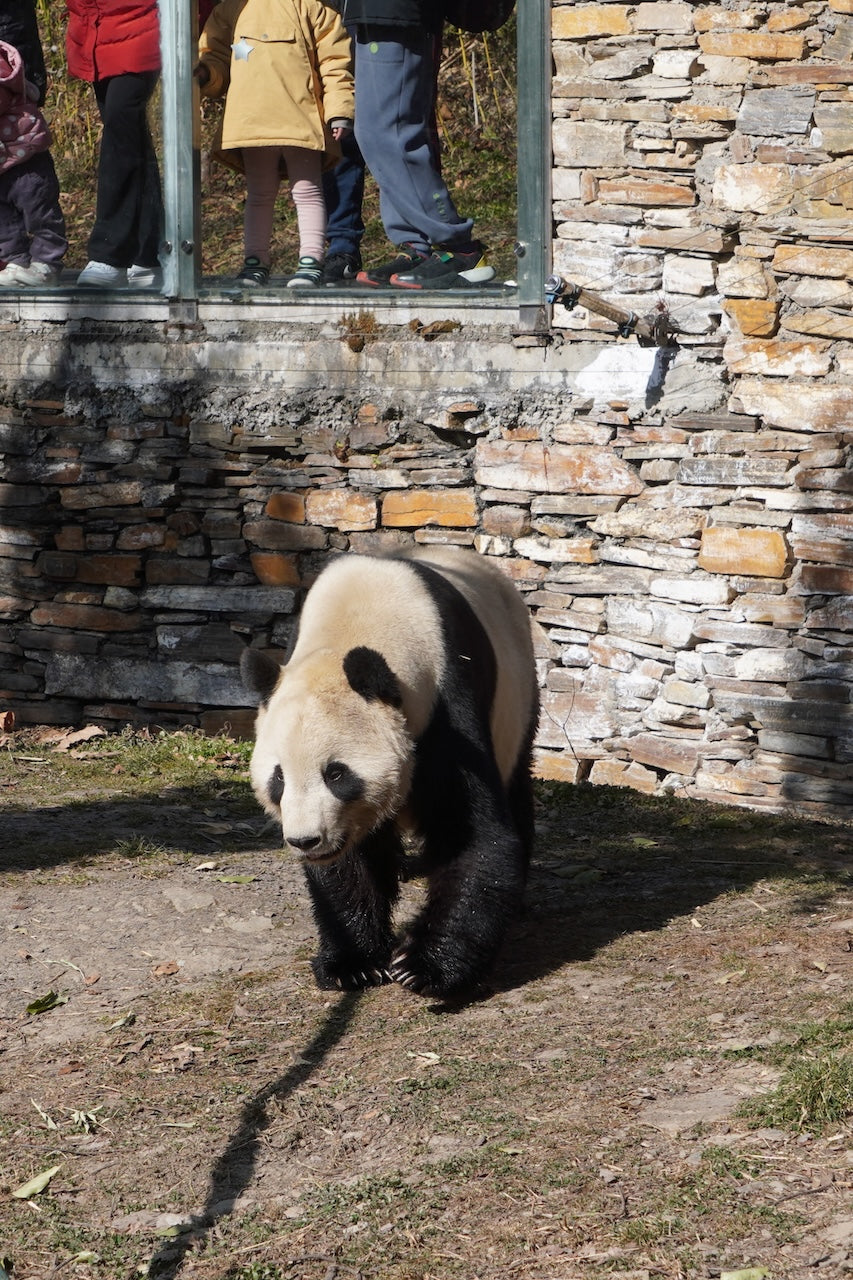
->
xmin=158 ymin=0 xmax=200 ymax=303
xmin=515 ymin=0 xmax=550 ymax=331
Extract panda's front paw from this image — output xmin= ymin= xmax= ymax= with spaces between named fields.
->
xmin=390 ymin=940 xmax=461 ymax=997
xmin=311 ymin=955 xmax=391 ymax=991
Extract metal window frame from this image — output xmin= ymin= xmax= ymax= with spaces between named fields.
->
xmin=158 ymin=0 xmax=201 ymax=306
xmin=157 ymin=0 xmax=550 ymax=320
xmin=514 ymin=0 xmax=551 ymax=327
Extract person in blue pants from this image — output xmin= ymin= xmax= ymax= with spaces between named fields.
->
xmin=321 ymin=6 xmax=445 ymax=287
xmin=321 ymin=113 xmax=365 ymax=284
xmin=343 ymin=0 xmax=495 ymax=291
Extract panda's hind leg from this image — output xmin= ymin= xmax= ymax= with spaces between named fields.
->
xmin=303 ymin=823 xmax=401 ymax=990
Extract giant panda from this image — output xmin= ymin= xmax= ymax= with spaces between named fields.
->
xmin=240 ymin=545 xmax=539 ymax=998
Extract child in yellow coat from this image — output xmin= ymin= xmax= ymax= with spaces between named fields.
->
xmin=197 ymin=0 xmax=354 ymax=288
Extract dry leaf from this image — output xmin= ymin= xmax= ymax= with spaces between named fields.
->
xmin=152 ymin=960 xmax=180 ymax=978
xmin=714 ymin=969 xmax=747 ymax=985
xmin=52 ymin=726 xmax=106 ymax=752
xmin=11 ymin=1164 xmax=62 ymax=1199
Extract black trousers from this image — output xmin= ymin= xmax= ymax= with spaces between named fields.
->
xmin=89 ymin=70 xmax=163 ymax=269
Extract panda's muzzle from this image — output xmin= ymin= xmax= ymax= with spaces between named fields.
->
xmin=287 ymin=834 xmax=322 ymax=854
xmin=285 ymin=834 xmax=345 ymax=865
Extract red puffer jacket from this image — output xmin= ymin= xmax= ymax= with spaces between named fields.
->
xmin=65 ymin=0 xmax=161 ymax=83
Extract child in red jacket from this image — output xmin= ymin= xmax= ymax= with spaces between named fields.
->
xmin=0 ymin=39 xmax=67 ymax=287
xmin=65 ymin=0 xmax=163 ymax=288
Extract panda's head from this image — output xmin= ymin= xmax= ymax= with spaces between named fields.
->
xmin=241 ymin=645 xmax=413 ymax=865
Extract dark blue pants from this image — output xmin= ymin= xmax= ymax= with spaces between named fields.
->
xmin=353 ymin=25 xmax=472 ymax=253
xmin=89 ymin=70 xmax=162 ymax=269
xmin=0 ymin=151 xmax=66 ymax=266
xmin=322 ymin=129 xmax=365 ymax=260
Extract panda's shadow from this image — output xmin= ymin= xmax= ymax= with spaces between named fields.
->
xmin=460 ymin=783 xmax=844 ymax=1004
xmin=147 ymin=989 xmax=363 ymax=1280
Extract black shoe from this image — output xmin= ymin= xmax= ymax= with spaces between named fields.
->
xmin=356 ymin=243 xmax=429 ymax=288
xmin=322 ymin=252 xmax=362 ymax=285
xmin=237 ymin=256 xmax=270 ymax=286
xmin=390 ymin=241 xmax=496 ymax=290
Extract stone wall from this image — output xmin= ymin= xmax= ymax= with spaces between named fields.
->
xmin=544 ymin=0 xmax=853 ymax=818
xmin=1 ymin=0 xmax=851 ymax=820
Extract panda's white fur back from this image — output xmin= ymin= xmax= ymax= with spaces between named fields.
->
xmin=287 ymin=547 xmax=535 ymax=785
xmin=287 ymin=553 xmax=447 ymax=742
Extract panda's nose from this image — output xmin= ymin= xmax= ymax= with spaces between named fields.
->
xmin=287 ymin=834 xmax=322 ymax=853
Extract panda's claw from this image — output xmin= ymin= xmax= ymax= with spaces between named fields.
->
xmin=390 ymin=961 xmax=433 ymax=993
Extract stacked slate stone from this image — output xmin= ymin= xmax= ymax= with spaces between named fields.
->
xmin=546 ymin=0 xmax=852 ymax=816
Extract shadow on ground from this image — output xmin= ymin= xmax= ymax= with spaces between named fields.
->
xmin=146 ymin=991 xmax=363 ymax=1280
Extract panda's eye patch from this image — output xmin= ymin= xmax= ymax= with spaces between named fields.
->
xmin=268 ymin=764 xmax=284 ymax=806
xmin=323 ymin=761 xmax=364 ymax=802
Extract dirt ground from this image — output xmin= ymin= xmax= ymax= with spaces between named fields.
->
xmin=1 ymin=729 xmax=851 ymax=1280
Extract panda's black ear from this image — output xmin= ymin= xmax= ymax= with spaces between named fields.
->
xmin=343 ymin=646 xmax=403 ymax=708
xmin=240 ymin=646 xmax=282 ymax=705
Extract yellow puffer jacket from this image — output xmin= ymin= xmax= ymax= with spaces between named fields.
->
xmin=198 ymin=0 xmax=354 ymax=172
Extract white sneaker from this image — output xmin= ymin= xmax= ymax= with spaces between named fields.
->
xmin=77 ymin=260 xmax=127 ymax=288
xmin=127 ymin=263 xmax=161 ymax=287
xmin=0 ymin=260 xmax=61 ymax=287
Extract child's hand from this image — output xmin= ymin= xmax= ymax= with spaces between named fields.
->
xmin=330 ymin=118 xmax=353 ymax=142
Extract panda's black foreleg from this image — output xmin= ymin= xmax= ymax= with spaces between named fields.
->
xmin=302 ymin=822 xmax=401 ymax=991
xmin=390 ymin=778 xmax=528 ymax=998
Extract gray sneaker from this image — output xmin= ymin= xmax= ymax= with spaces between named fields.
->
xmin=77 ymin=260 xmax=127 ymax=288
xmin=0 ymin=260 xmax=61 ymax=287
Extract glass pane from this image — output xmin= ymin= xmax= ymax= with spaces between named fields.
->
xmin=24 ymin=0 xmax=536 ymax=301
xmin=196 ymin=9 xmax=518 ymax=291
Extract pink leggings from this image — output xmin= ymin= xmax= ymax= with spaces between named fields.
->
xmin=242 ymin=146 xmax=326 ymax=263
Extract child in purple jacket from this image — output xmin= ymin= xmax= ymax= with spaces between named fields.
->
xmin=0 ymin=39 xmax=67 ymax=287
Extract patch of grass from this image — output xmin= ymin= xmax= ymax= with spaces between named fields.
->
xmin=307 ymin=1169 xmax=433 ymax=1230
xmin=698 ymin=1143 xmax=762 ymax=1181
xmin=112 ymin=835 xmax=173 ymax=860
xmin=618 ymin=1212 xmax=687 ymax=1245
xmin=0 ymin=727 xmax=252 ymax=798
xmin=225 ymin=1266 xmax=285 ymax=1280
xmin=5 ymin=1199 xmax=139 ymax=1274
xmin=80 ymin=727 xmax=252 ymax=777
xmin=725 ymin=1010 xmax=853 ymax=1068
xmin=738 ymin=1052 xmax=853 ymax=1134
xmin=615 ymin=1150 xmax=808 ymax=1253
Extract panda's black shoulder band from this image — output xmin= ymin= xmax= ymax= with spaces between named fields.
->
xmin=343 ymin=646 xmax=403 ymax=708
